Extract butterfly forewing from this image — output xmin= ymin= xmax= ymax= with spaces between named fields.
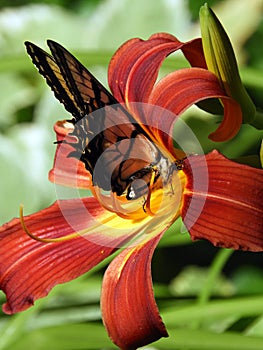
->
xmin=25 ymin=41 xmax=82 ymax=119
xmin=47 ymin=40 xmax=117 ymax=119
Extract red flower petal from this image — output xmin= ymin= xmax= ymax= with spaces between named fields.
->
xmin=181 ymin=150 xmax=263 ymax=251
xmin=181 ymin=37 xmax=207 ymax=69
xmin=0 ymin=198 xmax=132 ymax=314
xmin=108 ymin=33 xmax=205 ymax=104
xmin=48 ymin=121 xmax=91 ymax=188
xmin=148 ymin=68 xmax=242 ymax=142
xmin=101 ymin=234 xmax=168 ymax=350
xmin=108 ymin=33 xmax=179 ymax=103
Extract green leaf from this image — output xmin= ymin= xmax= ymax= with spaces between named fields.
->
xmin=170 ymin=265 xmax=234 ymax=298
xmin=231 ymin=266 xmax=263 ymax=295
xmin=0 ymin=74 xmax=34 ymax=128
xmin=0 ymin=307 xmax=39 ymax=350
xmin=86 ymin=0 xmax=192 ymax=49
xmin=246 ymin=316 xmax=263 ymax=336
xmin=155 ymin=328 xmax=263 ymax=350
xmin=10 ymin=323 xmax=118 ymax=350
xmin=0 ymin=123 xmax=55 ymax=223
xmin=162 ymin=296 xmax=263 ymax=328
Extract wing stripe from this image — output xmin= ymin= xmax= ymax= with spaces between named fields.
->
xmin=47 ymin=40 xmax=87 ymax=113
xmin=47 ymin=40 xmax=118 ymax=119
xmin=25 ymin=41 xmax=81 ymax=119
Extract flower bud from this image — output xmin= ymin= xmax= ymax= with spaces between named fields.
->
xmin=199 ymin=4 xmax=255 ymax=123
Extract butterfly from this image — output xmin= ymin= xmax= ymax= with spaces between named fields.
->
xmin=24 ymin=40 xmax=181 ymax=204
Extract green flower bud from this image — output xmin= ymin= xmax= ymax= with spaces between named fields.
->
xmin=199 ymin=3 xmax=256 ymax=123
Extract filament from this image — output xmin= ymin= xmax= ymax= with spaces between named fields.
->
xmin=143 ymin=167 xmax=157 ymax=217
xmin=19 ymin=204 xmax=114 ymax=243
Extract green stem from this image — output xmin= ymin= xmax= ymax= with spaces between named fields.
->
xmin=189 ymin=248 xmax=233 ymax=329
xmin=197 ymin=249 xmax=233 ymax=306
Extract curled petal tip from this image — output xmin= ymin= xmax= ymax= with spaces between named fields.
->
xmin=48 ymin=121 xmax=91 ymax=188
xmin=208 ymin=97 xmax=242 ymax=142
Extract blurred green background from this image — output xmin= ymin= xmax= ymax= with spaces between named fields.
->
xmin=0 ymin=0 xmax=263 ymax=349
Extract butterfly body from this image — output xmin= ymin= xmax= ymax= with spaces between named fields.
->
xmin=25 ymin=40 xmax=181 ymax=200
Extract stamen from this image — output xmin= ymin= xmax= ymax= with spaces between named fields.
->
xmin=91 ymin=185 xmax=147 ymax=220
xmin=111 ymin=192 xmax=146 ymax=220
xmin=111 ymin=193 xmax=133 ymax=219
xmin=144 ymin=167 xmax=158 ymax=217
xmin=19 ymin=204 xmax=116 ymax=243
xmin=19 ymin=205 xmax=81 ymax=243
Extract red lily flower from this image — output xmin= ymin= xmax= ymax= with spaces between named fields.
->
xmin=108 ymin=32 xmax=243 ymax=144
xmin=0 ymin=32 xmax=262 ymax=350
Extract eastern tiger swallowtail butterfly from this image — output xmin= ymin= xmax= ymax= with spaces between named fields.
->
xmin=24 ymin=40 xmax=182 ymax=202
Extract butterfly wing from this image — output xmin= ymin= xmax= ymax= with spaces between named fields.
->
xmin=25 ymin=40 xmax=163 ymax=197
xmin=25 ymin=41 xmax=81 ymax=119
xmin=25 ymin=40 xmax=118 ymax=121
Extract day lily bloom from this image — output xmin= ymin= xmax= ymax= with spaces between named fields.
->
xmin=1 ymin=10 xmax=263 ymax=350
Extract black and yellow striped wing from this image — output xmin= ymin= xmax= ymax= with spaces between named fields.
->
xmin=25 ymin=40 xmax=118 ymax=121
